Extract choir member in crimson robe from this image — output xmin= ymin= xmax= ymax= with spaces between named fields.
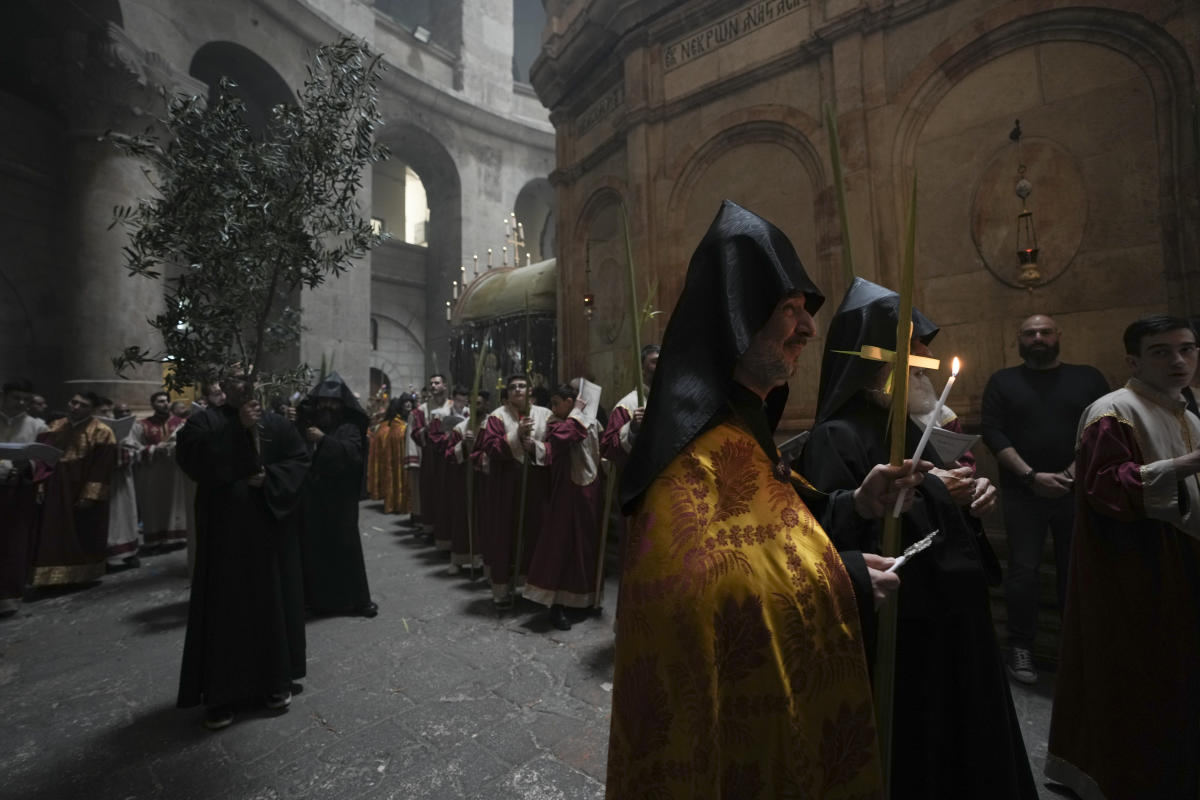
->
xmin=428 ymin=387 xmax=469 ymax=552
xmin=133 ymin=391 xmax=189 ymax=550
xmin=296 ymin=372 xmax=376 ymax=618
xmin=525 ymin=384 xmax=604 ymax=630
xmin=176 ymin=377 xmax=309 ymax=730
xmin=33 ymin=391 xmax=117 ymax=587
xmin=1046 ymin=315 xmax=1200 ymax=799
xmin=0 ymin=379 xmax=48 ymax=615
xmin=599 ymin=345 xmax=657 ymax=465
xmin=801 ymin=278 xmax=1033 ymax=800
xmin=408 ymin=375 xmax=451 ymax=537
xmin=608 ymin=201 xmax=920 ymax=799
xmin=477 ymin=374 xmax=551 ymax=607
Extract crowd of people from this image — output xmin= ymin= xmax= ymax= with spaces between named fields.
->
xmin=3 ymin=199 xmax=1197 ymax=795
xmin=361 ymin=348 xmax=659 ymax=631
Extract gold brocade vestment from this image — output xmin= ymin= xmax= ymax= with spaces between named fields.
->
xmin=606 ymin=419 xmax=882 ymax=799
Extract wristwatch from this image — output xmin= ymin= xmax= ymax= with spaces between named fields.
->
xmin=1021 ymin=467 xmax=1036 ymax=484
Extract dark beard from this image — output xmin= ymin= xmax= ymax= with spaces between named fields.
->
xmin=1019 ymin=340 xmax=1060 ymax=367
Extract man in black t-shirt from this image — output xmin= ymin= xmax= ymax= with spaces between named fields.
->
xmin=981 ymin=314 xmax=1109 ymax=685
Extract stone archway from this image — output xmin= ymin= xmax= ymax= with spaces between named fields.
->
xmin=374 ymin=121 xmax=463 ymax=378
xmin=514 ymin=177 xmax=556 ymax=263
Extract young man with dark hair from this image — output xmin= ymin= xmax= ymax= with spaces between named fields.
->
xmin=406 ymin=374 xmax=450 ymax=537
xmin=524 ymin=382 xmax=604 ymax=630
xmin=600 ymin=344 xmax=659 ymax=466
xmin=32 ymin=390 xmax=117 ymax=587
xmin=93 ymin=397 xmax=141 ymax=571
xmin=427 ymin=385 xmax=470 ymax=554
xmin=1046 ymin=314 xmax=1200 ymax=798
xmin=476 ymin=373 xmax=552 ymax=608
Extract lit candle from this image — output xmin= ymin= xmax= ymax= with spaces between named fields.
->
xmin=460 ymin=264 xmax=466 ymax=284
xmin=487 ymin=248 xmax=493 ymax=267
xmin=517 ymin=222 xmax=524 ymax=240
xmin=505 ymin=218 xmax=510 ymax=237
xmin=502 ymin=245 xmax=508 ymax=265
xmin=445 ymin=300 xmax=452 ymax=322
xmin=473 ymin=253 xmax=479 ymax=276
xmin=452 ymin=280 xmax=458 ymax=299
xmin=525 ymin=252 xmax=531 ymax=266
xmin=892 ymin=356 xmax=960 ymax=518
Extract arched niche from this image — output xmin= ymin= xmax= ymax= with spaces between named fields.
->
xmin=189 ymin=41 xmax=293 ymax=136
xmin=569 ymin=184 xmax=634 ymax=396
xmin=374 ymin=121 xmax=463 ymax=376
xmin=514 ymin=177 xmax=556 ymax=263
xmin=891 ymin=6 xmax=1198 ymax=409
xmin=665 ymin=118 xmax=829 ymax=426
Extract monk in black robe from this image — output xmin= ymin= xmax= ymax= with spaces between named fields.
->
xmin=175 ymin=377 xmax=309 ymax=730
xmin=800 ymin=278 xmax=1036 ymax=799
xmin=296 ymin=372 xmax=376 ymax=617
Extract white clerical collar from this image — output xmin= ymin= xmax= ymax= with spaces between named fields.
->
xmin=1127 ymin=377 xmax=1187 ymax=412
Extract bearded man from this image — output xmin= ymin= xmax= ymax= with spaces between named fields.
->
xmin=607 ymin=202 xmax=923 ymax=800
xmin=176 ymin=376 xmax=310 ymax=730
xmin=981 ymin=314 xmax=1108 ymax=683
xmin=33 ymin=391 xmax=117 ymax=587
xmin=296 ymin=372 xmax=376 ymax=618
xmin=801 ymin=278 xmax=1033 ymax=800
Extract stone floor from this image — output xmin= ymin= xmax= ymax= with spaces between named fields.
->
xmin=0 ymin=502 xmax=1061 ymax=799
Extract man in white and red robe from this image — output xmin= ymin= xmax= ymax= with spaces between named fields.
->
xmin=599 ymin=345 xmax=657 ymax=465
xmin=1046 ymin=315 xmax=1200 ymax=799
xmin=525 ymin=383 xmax=604 ymax=630
xmin=407 ymin=375 xmax=450 ymax=537
xmin=476 ymin=374 xmax=551 ymax=607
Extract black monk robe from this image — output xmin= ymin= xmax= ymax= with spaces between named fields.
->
xmin=176 ymin=407 xmax=310 ymax=709
xmin=801 ymin=394 xmax=1036 ymax=800
xmin=299 ymin=421 xmax=372 ymax=613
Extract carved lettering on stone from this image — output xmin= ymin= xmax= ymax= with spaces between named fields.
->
xmin=663 ymin=0 xmax=807 ymax=72
xmin=578 ymin=84 xmax=625 ymax=134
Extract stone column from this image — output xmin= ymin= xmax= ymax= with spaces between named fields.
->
xmin=41 ymin=25 xmax=205 ymax=409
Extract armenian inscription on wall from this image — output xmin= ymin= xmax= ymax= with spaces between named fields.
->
xmin=663 ymin=0 xmax=807 ymax=71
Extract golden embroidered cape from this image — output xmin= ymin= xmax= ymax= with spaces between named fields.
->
xmin=607 ymin=418 xmax=882 ymax=799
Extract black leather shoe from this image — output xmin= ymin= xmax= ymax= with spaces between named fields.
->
xmin=549 ymin=604 xmax=571 ymax=631
xmin=357 ymin=602 xmax=379 ymax=618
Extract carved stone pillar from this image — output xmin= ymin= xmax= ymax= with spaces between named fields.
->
xmin=32 ymin=24 xmax=205 ymax=408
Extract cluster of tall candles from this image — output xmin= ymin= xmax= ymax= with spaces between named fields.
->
xmin=446 ymin=211 xmax=532 ymax=321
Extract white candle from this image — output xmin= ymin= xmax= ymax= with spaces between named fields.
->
xmin=487 ymin=248 xmax=493 ymax=267
xmin=473 ymin=253 xmax=478 ymax=276
xmin=452 ymin=280 xmax=458 ymax=299
xmin=445 ymin=300 xmax=452 ymax=322
xmin=892 ymin=357 xmax=960 ymax=518
xmin=502 ymin=245 xmax=508 ymax=265
xmin=505 ymin=218 xmax=510 ymax=237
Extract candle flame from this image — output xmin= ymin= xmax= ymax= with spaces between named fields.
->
xmin=951 ymin=356 xmax=961 ymax=376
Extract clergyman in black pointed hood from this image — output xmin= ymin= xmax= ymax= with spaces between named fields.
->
xmin=606 ymin=201 xmax=924 ymax=798
xmin=297 ymin=371 xmax=377 ymax=619
xmin=800 ymin=278 xmax=1035 ymax=799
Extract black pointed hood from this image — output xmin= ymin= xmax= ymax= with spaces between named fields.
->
xmin=620 ymin=200 xmax=824 ymax=513
xmin=305 ymin=371 xmax=368 ymax=431
xmin=815 ymin=277 xmax=938 ymax=424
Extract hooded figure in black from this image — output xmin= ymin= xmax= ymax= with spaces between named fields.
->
xmin=176 ymin=376 xmax=310 ymax=728
xmin=800 ymin=277 xmax=1036 ymax=799
xmin=607 ymin=202 xmax=926 ymax=799
xmin=296 ymin=372 xmax=376 ymax=618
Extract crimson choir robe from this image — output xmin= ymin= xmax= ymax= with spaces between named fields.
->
xmin=476 ymin=404 xmax=551 ymax=601
xmin=525 ymin=411 xmax=603 ymax=608
xmin=1046 ymin=379 xmax=1200 ymax=798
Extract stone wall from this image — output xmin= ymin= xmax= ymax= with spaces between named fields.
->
xmin=0 ymin=0 xmax=555 ymax=407
xmin=532 ymin=0 xmax=1200 ymax=428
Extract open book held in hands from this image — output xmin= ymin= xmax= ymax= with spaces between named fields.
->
xmin=576 ymin=378 xmax=603 ymax=427
xmin=0 ymin=441 xmax=64 ymax=466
